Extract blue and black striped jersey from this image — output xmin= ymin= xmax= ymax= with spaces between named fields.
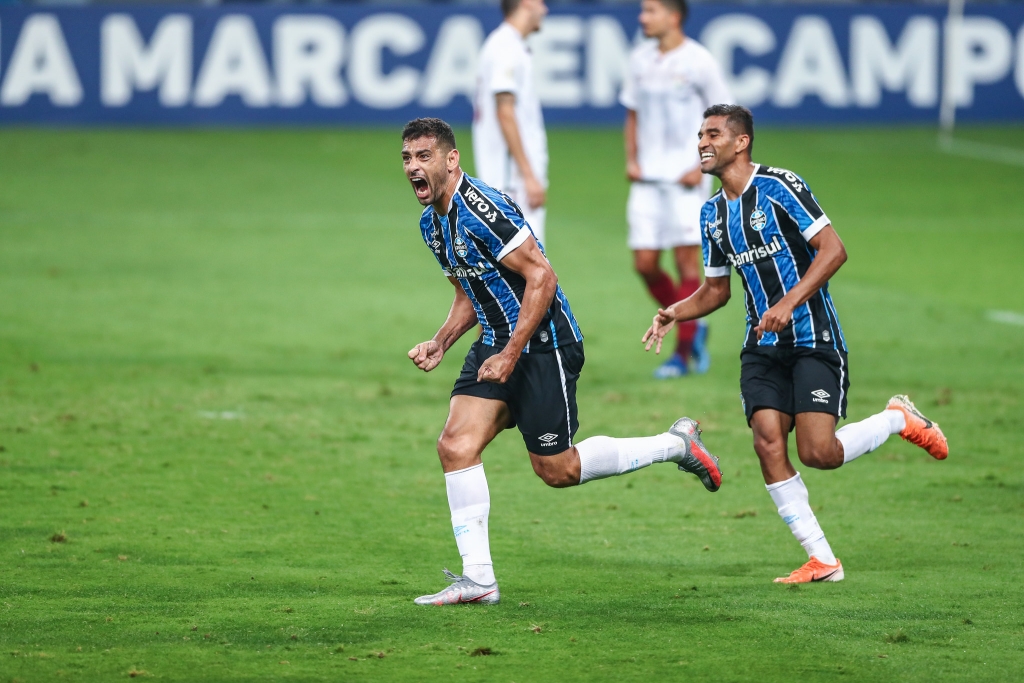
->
xmin=700 ymin=164 xmax=846 ymax=351
xmin=419 ymin=173 xmax=582 ymax=353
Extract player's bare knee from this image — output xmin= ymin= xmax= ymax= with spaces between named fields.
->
xmin=797 ymin=445 xmax=842 ymax=470
xmin=530 ymin=456 xmax=577 ymax=488
xmin=436 ymin=433 xmax=475 ymax=468
xmin=753 ymin=434 xmax=785 ymax=461
xmin=536 ymin=468 xmax=575 ymax=488
xmin=633 ymin=255 xmax=660 ymax=280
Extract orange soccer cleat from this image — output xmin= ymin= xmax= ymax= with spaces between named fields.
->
xmin=886 ymin=394 xmax=949 ymax=460
xmin=773 ymin=557 xmax=844 ymax=584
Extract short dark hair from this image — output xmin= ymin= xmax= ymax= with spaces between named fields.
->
xmin=703 ymin=104 xmax=754 ymax=155
xmin=501 ymin=0 xmax=522 ymax=17
xmin=402 ymin=117 xmax=457 ymax=152
xmin=657 ymin=0 xmax=688 ymax=23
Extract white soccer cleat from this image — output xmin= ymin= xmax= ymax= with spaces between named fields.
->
xmin=668 ymin=417 xmax=723 ymax=492
xmin=413 ymin=568 xmax=500 ymax=606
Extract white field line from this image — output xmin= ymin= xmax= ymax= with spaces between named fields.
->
xmin=939 ymin=137 xmax=1024 ymax=168
xmin=987 ymin=310 xmax=1024 ymax=326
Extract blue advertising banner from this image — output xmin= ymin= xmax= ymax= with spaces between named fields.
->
xmin=0 ymin=3 xmax=1022 ymax=125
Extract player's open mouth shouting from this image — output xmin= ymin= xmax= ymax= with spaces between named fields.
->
xmin=410 ymin=175 xmax=430 ymax=201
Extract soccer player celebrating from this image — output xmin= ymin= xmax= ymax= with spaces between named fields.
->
xmin=402 ymin=117 xmax=723 ymax=605
xmin=473 ymin=0 xmax=550 ymax=244
xmin=643 ymin=105 xmax=949 ymax=583
xmin=621 ymin=0 xmax=732 ymax=378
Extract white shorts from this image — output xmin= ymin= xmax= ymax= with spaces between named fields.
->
xmin=503 ymin=186 xmax=546 ymax=246
xmin=627 ymin=181 xmax=705 ymax=250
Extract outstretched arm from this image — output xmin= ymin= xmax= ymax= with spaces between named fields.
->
xmin=643 ymin=276 xmax=731 ymax=354
xmin=476 ymin=237 xmax=557 ymax=383
xmin=408 ymin=277 xmax=478 ymax=372
xmin=755 ymin=225 xmax=846 ymax=339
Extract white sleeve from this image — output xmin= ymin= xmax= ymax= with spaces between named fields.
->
xmin=699 ymin=51 xmax=734 ymax=108
xmin=487 ymin=49 xmax=521 ymax=96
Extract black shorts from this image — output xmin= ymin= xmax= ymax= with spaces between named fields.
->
xmin=452 ymin=340 xmax=584 ymax=454
xmin=739 ymin=346 xmax=849 ymax=425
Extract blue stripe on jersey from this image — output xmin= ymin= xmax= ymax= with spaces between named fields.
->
xmin=763 ymin=197 xmax=814 ymax=346
xmin=761 ymin=175 xmax=818 ymax=233
xmin=726 ymin=196 xmax=777 ymax=346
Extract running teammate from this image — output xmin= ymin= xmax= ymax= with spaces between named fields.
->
xmin=643 ymin=105 xmax=949 ymax=583
xmin=402 ymin=118 xmax=722 ymax=605
xmin=473 ymin=0 xmax=550 ymax=244
xmin=621 ymin=0 xmax=732 ymax=378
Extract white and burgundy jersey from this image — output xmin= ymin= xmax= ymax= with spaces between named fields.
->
xmin=472 ymin=22 xmax=548 ymax=192
xmin=620 ymin=38 xmax=733 ymax=183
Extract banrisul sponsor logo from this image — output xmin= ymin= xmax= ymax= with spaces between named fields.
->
xmin=726 ymin=235 xmax=782 ymax=267
xmin=442 ymin=265 xmax=487 ymax=279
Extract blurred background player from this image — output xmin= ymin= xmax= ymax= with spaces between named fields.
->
xmin=644 ymin=105 xmax=949 ymax=583
xmin=621 ymin=0 xmax=732 ymax=378
xmin=473 ymin=0 xmax=550 ymax=245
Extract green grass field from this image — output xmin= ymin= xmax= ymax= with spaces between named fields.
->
xmin=1 ymin=125 xmax=1022 ymax=682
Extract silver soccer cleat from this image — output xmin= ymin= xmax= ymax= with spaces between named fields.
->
xmin=669 ymin=417 xmax=723 ymax=492
xmin=413 ymin=568 xmax=500 ymax=606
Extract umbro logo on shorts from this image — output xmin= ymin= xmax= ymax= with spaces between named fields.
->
xmin=811 ymin=389 xmax=830 ymax=403
xmin=538 ymin=433 xmax=559 ymax=446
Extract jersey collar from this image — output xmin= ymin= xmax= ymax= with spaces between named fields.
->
xmin=438 ymin=171 xmax=465 ymax=216
xmin=740 ymin=163 xmax=760 ymax=195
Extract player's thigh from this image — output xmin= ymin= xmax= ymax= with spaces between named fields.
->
xmin=627 ymin=183 xmax=664 ymax=251
xmin=509 ymin=342 xmax=584 ymax=457
xmin=441 ymin=341 xmax=514 ymax=471
xmin=740 ymin=348 xmax=795 ymax=426
xmin=793 ymin=411 xmax=842 ymax=469
xmin=438 ymin=395 xmax=511 ymax=472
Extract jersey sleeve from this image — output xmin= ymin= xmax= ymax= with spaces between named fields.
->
xmin=486 ymin=47 xmax=522 ymax=96
xmin=701 ymin=202 xmax=730 ymax=278
xmin=618 ymin=50 xmax=640 ymax=110
xmin=459 ymin=179 xmax=531 ymax=261
xmin=762 ymin=168 xmax=831 ymax=240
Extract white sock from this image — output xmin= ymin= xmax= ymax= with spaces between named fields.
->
xmin=837 ymin=409 xmax=906 ymax=463
xmin=766 ymin=472 xmax=836 ymax=564
xmin=444 ymin=464 xmax=495 ymax=585
xmin=576 ymin=433 xmax=686 ymax=484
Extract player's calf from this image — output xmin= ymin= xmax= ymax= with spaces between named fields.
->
xmin=571 ymin=419 xmax=722 ymax=491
